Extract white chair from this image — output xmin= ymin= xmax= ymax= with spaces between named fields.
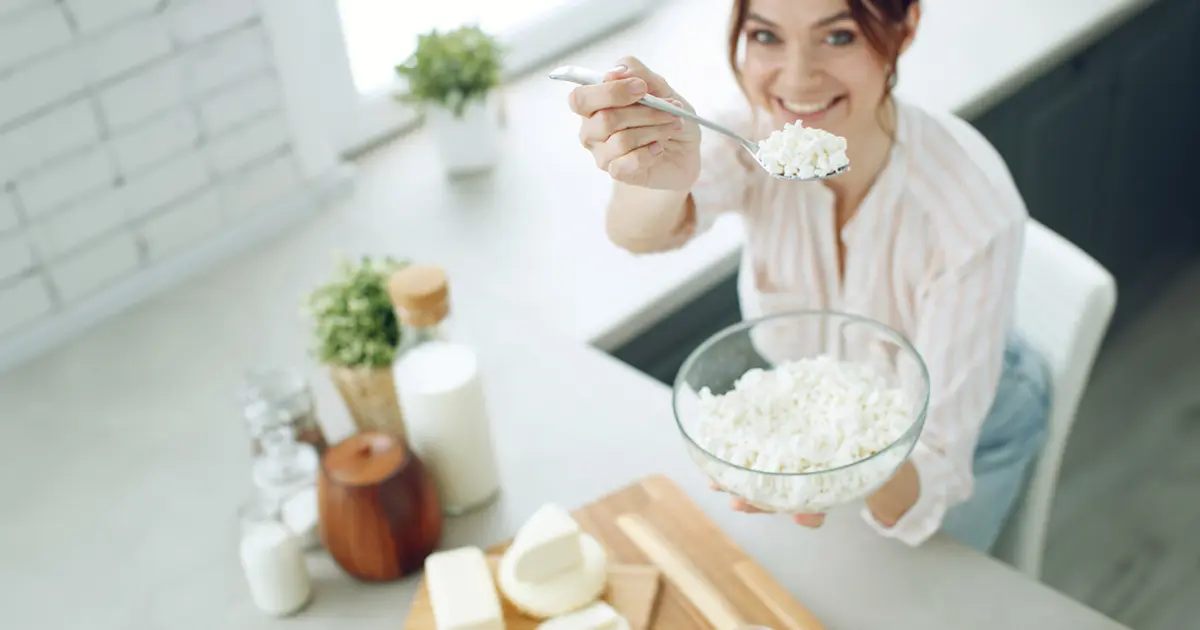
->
xmin=992 ymin=219 xmax=1117 ymax=580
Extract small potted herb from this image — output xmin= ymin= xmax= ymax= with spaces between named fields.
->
xmin=305 ymin=255 xmax=409 ymax=436
xmin=395 ymin=24 xmax=503 ymax=176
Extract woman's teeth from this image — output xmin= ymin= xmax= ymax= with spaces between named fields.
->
xmin=780 ymin=98 xmax=836 ymax=115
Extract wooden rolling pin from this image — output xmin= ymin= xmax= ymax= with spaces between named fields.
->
xmin=616 ymin=513 xmax=746 ymax=630
xmin=616 ymin=514 xmax=828 ymax=630
xmin=733 ymin=562 xmax=828 ymax=630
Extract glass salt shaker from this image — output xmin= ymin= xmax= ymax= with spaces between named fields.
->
xmin=252 ymin=420 xmax=321 ymax=549
xmin=239 ymin=367 xmax=329 ymax=456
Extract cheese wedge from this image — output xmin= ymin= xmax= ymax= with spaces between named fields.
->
xmin=536 ymin=602 xmax=629 ymax=630
xmin=499 ymin=533 xmax=608 ymax=619
xmin=507 ymin=503 xmax=584 ymax=583
xmin=425 ymin=546 xmax=505 ymax=630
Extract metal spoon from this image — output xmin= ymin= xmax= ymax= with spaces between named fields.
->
xmin=548 ymin=64 xmax=849 ymax=182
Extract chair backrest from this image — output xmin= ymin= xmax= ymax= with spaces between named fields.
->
xmin=993 ymin=220 xmax=1117 ymax=579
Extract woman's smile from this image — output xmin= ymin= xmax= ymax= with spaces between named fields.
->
xmin=772 ymin=94 xmax=847 ymax=124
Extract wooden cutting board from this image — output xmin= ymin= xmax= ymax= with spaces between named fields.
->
xmin=405 ymin=475 xmax=825 ymax=630
xmin=564 ymin=475 xmax=826 ymax=630
xmin=404 ymin=557 xmax=662 ymax=629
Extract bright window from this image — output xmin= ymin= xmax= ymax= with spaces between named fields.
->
xmin=339 ymin=0 xmax=581 ymax=95
xmin=331 ymin=0 xmax=656 ymax=154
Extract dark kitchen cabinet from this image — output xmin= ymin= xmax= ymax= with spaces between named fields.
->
xmin=972 ymin=0 xmax=1200 ymax=328
xmin=978 ymin=57 xmax=1119 ymax=270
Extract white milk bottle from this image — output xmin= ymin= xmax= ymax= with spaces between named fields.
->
xmin=387 ymin=265 xmax=502 ymax=516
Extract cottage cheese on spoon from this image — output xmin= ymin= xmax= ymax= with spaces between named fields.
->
xmin=756 ymin=122 xmax=850 ymax=179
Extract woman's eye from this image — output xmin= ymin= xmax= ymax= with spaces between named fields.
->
xmin=748 ymin=29 xmax=780 ymax=44
xmin=825 ymin=29 xmax=856 ymax=46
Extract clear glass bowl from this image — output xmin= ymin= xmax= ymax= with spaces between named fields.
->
xmin=672 ymin=310 xmax=930 ymax=514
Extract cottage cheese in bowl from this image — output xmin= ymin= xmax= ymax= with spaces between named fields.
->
xmin=689 ymin=355 xmax=915 ymax=513
xmin=673 ymin=310 xmax=930 ymax=516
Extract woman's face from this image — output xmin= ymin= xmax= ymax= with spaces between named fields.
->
xmin=738 ymin=0 xmax=901 ymax=141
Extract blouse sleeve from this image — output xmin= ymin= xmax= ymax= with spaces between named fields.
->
xmin=861 ymin=222 xmax=1024 ymax=546
xmin=686 ymin=108 xmax=759 ymax=237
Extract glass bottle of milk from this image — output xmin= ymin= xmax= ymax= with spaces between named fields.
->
xmin=386 ymin=265 xmax=501 ymax=516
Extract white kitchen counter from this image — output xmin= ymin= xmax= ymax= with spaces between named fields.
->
xmin=342 ymin=0 xmax=1153 ymax=351
xmin=0 ymin=216 xmax=1129 ymax=629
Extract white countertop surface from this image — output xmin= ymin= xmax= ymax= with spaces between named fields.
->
xmin=0 ymin=217 xmax=1128 ymax=629
xmin=0 ymin=0 xmax=1151 ymax=627
xmin=346 ymin=0 xmax=1153 ymax=351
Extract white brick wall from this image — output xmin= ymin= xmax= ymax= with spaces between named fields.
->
xmin=220 ymin=151 xmax=302 ymax=215
xmin=81 ymin=15 xmax=173 ymax=83
xmin=98 ymin=59 xmax=188 ymax=130
xmin=0 ymin=232 xmax=34 ymax=280
xmin=199 ymin=73 xmax=282 ymax=133
xmin=206 ymin=113 xmax=290 ymax=174
xmin=120 ymin=153 xmax=210 ymax=220
xmin=184 ymin=26 xmax=273 ymax=92
xmin=0 ymin=276 xmax=52 ymax=335
xmin=0 ymin=4 xmax=72 ymax=69
xmin=66 ymin=0 xmax=161 ymax=34
xmin=138 ymin=190 xmax=223 ymax=260
xmin=18 ymin=146 xmax=117 ymax=216
xmin=0 ymin=191 xmax=19 ymax=232
xmin=0 ymin=1 xmax=40 ymax=18
xmin=170 ymin=0 xmax=258 ymax=45
xmin=31 ymin=192 xmax=127 ymax=259
xmin=48 ymin=231 xmax=140 ymax=302
xmin=0 ymin=0 xmax=314 ymax=342
xmin=111 ymin=109 xmax=201 ymax=173
xmin=0 ymin=48 xmax=87 ymax=126
xmin=0 ymin=102 xmax=101 ymax=180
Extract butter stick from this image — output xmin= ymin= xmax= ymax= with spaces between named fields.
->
xmin=425 ymin=546 xmax=505 ymax=630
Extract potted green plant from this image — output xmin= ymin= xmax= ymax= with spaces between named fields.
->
xmin=306 ymin=255 xmax=409 ymax=436
xmin=395 ymin=24 xmax=504 ymax=175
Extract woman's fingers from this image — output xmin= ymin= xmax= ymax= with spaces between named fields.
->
xmin=730 ymin=497 xmax=770 ymax=513
xmin=711 ymin=481 xmax=823 ymax=524
xmin=602 ymin=126 xmax=680 ymax=179
xmin=606 ymin=55 xmax=673 ymax=97
xmin=792 ymin=513 xmax=827 ymax=528
xmin=728 ymin=496 xmax=826 ymax=526
xmin=579 ymin=105 xmax=679 ymax=147
xmin=567 ymin=77 xmax=647 ymax=117
xmin=567 ymin=56 xmax=671 ymax=118
xmin=606 ymin=143 xmax=661 ymax=180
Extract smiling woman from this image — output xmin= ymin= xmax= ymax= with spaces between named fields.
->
xmin=562 ymin=0 xmax=1053 ymax=555
xmin=727 ymin=0 xmax=918 ymax=172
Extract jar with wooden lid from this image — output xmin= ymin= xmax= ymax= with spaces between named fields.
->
xmin=318 ymin=431 xmax=443 ymax=581
xmin=387 ymin=265 xmax=502 ymax=516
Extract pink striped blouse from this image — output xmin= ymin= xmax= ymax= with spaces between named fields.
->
xmin=686 ymin=98 xmax=1028 ymax=546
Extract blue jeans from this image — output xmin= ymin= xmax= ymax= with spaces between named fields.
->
xmin=939 ymin=333 xmax=1052 ymax=553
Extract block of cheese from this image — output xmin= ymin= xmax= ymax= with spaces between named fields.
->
xmin=536 ymin=602 xmax=629 ymax=630
xmin=499 ymin=533 xmax=608 ymax=619
xmin=424 ymin=546 xmax=505 ymax=630
xmin=506 ymin=503 xmax=584 ymax=583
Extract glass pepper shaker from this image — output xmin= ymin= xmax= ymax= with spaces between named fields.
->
xmin=239 ymin=367 xmax=329 ymax=456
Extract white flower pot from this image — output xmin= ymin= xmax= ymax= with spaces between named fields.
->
xmin=426 ymin=97 xmax=500 ymax=176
